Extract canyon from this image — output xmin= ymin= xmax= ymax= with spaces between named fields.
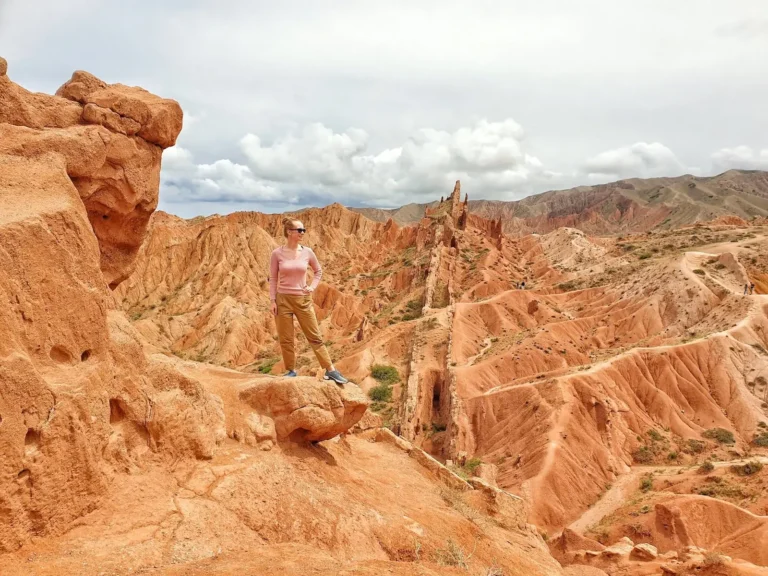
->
xmin=2 ymin=59 xmax=768 ymax=575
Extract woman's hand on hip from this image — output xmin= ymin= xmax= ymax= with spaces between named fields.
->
xmin=271 ymin=301 xmax=277 ymax=316
xmin=301 ymin=286 xmax=314 ymax=295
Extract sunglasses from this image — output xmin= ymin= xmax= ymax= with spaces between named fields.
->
xmin=291 ymin=228 xmax=306 ymax=233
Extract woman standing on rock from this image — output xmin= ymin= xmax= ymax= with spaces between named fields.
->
xmin=269 ymin=218 xmax=348 ymax=384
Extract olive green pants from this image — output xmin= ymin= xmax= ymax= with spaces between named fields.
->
xmin=275 ymin=293 xmax=332 ymax=371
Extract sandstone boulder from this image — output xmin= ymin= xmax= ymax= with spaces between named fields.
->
xmin=238 ymin=377 xmax=368 ymax=442
xmin=630 ymin=543 xmax=658 ymax=561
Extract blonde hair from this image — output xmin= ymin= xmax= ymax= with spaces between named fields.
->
xmin=283 ymin=218 xmax=300 ymax=238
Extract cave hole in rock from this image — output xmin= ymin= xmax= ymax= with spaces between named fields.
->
xmin=25 ymin=428 xmax=40 ymax=448
xmin=49 ymin=345 xmax=72 ymax=364
xmin=288 ymin=428 xmax=311 ymax=444
xmin=432 ymin=381 xmax=442 ymax=413
xmin=81 ymin=349 xmax=92 ymax=362
xmin=109 ymin=399 xmax=126 ymax=424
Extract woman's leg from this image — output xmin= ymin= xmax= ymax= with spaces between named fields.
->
xmin=293 ymin=295 xmax=333 ymax=370
xmin=275 ymin=294 xmax=296 ymax=371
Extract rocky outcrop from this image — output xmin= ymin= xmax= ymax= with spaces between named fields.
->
xmin=0 ymin=61 xmax=181 ymax=287
xmin=238 ymin=377 xmax=368 ymax=443
xmin=0 ymin=62 xmax=219 ymax=554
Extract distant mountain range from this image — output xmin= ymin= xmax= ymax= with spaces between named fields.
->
xmin=351 ymin=170 xmax=768 ymax=234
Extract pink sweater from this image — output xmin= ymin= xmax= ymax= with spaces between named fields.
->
xmin=269 ymin=245 xmax=323 ymax=300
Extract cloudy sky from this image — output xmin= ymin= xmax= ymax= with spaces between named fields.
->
xmin=2 ymin=1 xmax=767 ymax=216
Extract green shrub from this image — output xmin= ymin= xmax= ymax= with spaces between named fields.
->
xmin=638 ymin=253 xmax=652 ymax=260
xmin=754 ymin=432 xmax=768 ymax=447
xmin=371 ymin=364 xmax=400 ymax=385
xmin=731 ymin=461 xmax=764 ymax=476
xmin=640 ymin=476 xmax=654 ymax=492
xmin=633 ymin=446 xmax=654 ymax=464
xmin=647 ymin=429 xmax=664 ymax=442
xmin=693 ymin=268 xmax=705 ymax=276
xmin=698 ymin=461 xmax=715 ymax=474
xmin=464 ymin=457 xmax=482 ymax=475
xmin=369 ymin=384 xmax=393 ymax=402
xmin=686 ymin=439 xmax=706 ymax=454
xmin=668 ymin=451 xmax=678 ymax=460
xmin=258 ymin=358 xmax=278 ymax=374
xmin=703 ymin=428 xmax=735 ymax=444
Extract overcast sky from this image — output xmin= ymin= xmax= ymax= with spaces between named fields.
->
xmin=2 ymin=0 xmax=767 ymax=216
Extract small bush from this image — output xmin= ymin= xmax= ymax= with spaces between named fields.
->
xmin=633 ymin=446 xmax=654 ymax=464
xmin=258 ymin=358 xmax=278 ymax=374
xmin=369 ymin=384 xmax=393 ymax=402
xmin=640 ymin=476 xmax=654 ymax=492
xmin=371 ymin=364 xmax=400 ymax=385
xmin=647 ymin=429 xmax=664 ymax=442
xmin=638 ymin=253 xmax=652 ymax=260
xmin=686 ymin=439 xmax=706 ymax=454
xmin=698 ymin=461 xmax=715 ymax=474
xmin=668 ymin=451 xmax=678 ymax=460
xmin=754 ymin=432 xmax=768 ymax=447
xmin=703 ymin=428 xmax=735 ymax=444
xmin=434 ymin=539 xmax=467 ymax=569
xmin=464 ymin=457 xmax=483 ymax=475
xmin=731 ymin=461 xmax=764 ymax=476
xmin=693 ymin=269 xmax=705 ymax=276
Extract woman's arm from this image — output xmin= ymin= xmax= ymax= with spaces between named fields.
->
xmin=269 ymin=250 xmax=279 ymax=300
xmin=307 ymin=249 xmax=323 ymax=291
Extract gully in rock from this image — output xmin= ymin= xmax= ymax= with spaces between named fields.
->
xmin=269 ymin=218 xmax=348 ymax=384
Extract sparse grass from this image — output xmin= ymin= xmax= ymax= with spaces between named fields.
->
xmin=731 ymin=461 xmax=763 ymax=476
xmin=703 ymin=428 xmax=735 ymax=444
xmin=640 ymin=475 xmax=654 ymax=493
xmin=702 ymin=552 xmax=725 ymax=567
xmin=434 ymin=539 xmax=468 ymax=569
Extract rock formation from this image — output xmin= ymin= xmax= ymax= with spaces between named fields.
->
xmin=0 ymin=63 xmax=182 ymax=287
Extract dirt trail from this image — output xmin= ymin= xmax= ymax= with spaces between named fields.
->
xmin=566 ymin=456 xmax=768 ymax=536
xmin=465 ymin=337 xmax=492 ymax=366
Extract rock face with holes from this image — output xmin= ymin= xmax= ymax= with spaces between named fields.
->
xmin=0 ymin=61 xmax=224 ymax=553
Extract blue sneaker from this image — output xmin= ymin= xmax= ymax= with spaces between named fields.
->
xmin=283 ymin=370 xmax=297 ymax=377
xmin=324 ymin=369 xmax=348 ymax=385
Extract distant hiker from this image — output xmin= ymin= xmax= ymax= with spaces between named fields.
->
xmin=745 ymin=284 xmax=749 ymax=295
xmin=520 ymin=280 xmax=526 ymax=290
xmin=270 ymin=218 xmax=348 ymax=384
xmin=750 ymin=282 xmax=756 ymax=295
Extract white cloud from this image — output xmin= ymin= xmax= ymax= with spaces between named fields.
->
xmin=162 ymin=119 xmax=556 ymax=207
xmin=582 ymin=142 xmax=693 ymax=183
xmin=161 ymin=146 xmax=287 ymax=204
xmin=711 ymin=146 xmax=768 ymax=170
